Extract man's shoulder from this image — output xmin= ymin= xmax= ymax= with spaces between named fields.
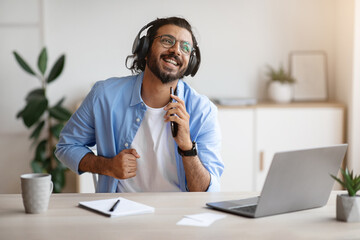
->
xmin=97 ymin=74 xmax=137 ymax=89
xmin=90 ymin=74 xmax=139 ymax=96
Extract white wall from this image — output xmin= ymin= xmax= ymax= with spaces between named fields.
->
xmin=348 ymin=0 xmax=360 ymax=172
xmin=334 ymin=0 xmax=354 ymax=104
xmin=0 ymin=0 xmax=356 ymax=193
xmin=334 ymin=0 xmax=360 ymax=173
xmin=43 ymin=0 xmax=338 ymax=105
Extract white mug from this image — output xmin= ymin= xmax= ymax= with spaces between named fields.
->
xmin=20 ymin=173 xmax=53 ymax=214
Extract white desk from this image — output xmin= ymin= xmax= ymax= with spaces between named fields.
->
xmin=0 ymin=191 xmax=359 ymax=240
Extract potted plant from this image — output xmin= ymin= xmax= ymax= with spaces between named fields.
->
xmin=266 ymin=65 xmax=296 ymax=103
xmin=13 ymin=47 xmax=72 ymax=193
xmin=331 ymin=168 xmax=360 ymax=222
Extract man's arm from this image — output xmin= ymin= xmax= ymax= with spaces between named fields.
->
xmin=79 ymin=149 xmax=140 ymax=179
xmin=164 ymin=94 xmax=212 ymax=191
xmin=181 ymin=155 xmax=210 ymax=191
xmin=55 ymin=81 xmax=141 ymax=178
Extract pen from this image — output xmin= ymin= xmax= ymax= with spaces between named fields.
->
xmin=109 ymin=199 xmax=120 ymax=212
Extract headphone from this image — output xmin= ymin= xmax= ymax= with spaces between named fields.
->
xmin=131 ymin=20 xmax=201 ymax=77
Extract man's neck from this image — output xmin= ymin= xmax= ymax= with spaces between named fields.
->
xmin=141 ymin=69 xmax=178 ymax=108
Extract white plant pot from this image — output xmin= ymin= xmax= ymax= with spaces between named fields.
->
xmin=336 ymin=194 xmax=360 ymax=222
xmin=268 ymin=81 xmax=294 ymax=103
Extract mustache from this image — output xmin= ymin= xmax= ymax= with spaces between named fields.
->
xmin=160 ymin=53 xmax=182 ymax=66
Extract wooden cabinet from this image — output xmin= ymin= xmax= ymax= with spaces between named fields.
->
xmin=218 ymin=102 xmax=345 ymax=192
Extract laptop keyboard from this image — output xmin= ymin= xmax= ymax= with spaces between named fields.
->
xmin=230 ymin=205 xmax=257 ymax=214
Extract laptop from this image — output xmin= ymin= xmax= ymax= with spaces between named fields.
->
xmin=206 ymin=144 xmax=348 ymax=218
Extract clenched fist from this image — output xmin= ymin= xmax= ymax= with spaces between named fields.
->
xmin=110 ymin=149 xmax=140 ymax=179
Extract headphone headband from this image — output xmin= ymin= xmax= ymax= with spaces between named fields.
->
xmin=132 ymin=20 xmax=157 ymax=55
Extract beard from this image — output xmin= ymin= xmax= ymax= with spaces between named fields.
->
xmin=146 ymin=51 xmax=187 ymax=84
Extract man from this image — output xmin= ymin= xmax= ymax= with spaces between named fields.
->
xmin=55 ymin=17 xmax=224 ymax=193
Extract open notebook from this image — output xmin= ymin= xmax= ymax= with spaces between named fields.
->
xmin=79 ymin=197 xmax=155 ymax=218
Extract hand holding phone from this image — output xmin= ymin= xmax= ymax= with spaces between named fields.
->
xmin=170 ymin=87 xmax=178 ymax=137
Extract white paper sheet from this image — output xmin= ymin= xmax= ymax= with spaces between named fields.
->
xmin=176 ymin=213 xmax=226 ymax=227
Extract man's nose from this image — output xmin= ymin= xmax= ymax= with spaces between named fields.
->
xmin=169 ymin=41 xmax=181 ymax=55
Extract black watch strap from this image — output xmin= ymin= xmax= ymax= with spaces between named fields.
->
xmin=178 ymin=141 xmax=197 ymax=157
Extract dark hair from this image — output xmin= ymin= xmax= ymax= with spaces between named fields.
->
xmin=126 ymin=17 xmax=201 ymax=75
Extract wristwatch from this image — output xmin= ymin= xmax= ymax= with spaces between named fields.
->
xmin=178 ymin=141 xmax=197 ymax=157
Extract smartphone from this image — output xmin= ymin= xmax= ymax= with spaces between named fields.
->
xmin=170 ymin=87 xmax=178 ymax=137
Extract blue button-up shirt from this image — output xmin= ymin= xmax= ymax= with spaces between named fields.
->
xmin=55 ymin=73 xmax=224 ymax=192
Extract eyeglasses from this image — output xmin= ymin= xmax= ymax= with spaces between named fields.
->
xmin=153 ymin=34 xmax=194 ymax=55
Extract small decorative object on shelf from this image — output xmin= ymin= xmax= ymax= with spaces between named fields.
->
xmin=266 ymin=65 xmax=296 ymax=103
xmin=331 ymin=168 xmax=360 ymax=222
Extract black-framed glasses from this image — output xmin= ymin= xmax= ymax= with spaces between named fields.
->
xmin=153 ymin=34 xmax=194 ymax=55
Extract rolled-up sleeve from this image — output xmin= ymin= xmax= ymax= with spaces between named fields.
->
xmin=196 ymin=105 xmax=224 ymax=192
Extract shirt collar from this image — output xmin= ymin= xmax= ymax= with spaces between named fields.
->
xmin=175 ymin=79 xmax=185 ymax=100
xmin=130 ymin=72 xmax=144 ymax=107
xmin=129 ymin=72 xmax=185 ymax=107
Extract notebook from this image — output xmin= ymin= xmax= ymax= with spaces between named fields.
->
xmin=207 ymin=144 xmax=348 ymax=218
xmin=79 ymin=197 xmax=155 ymax=218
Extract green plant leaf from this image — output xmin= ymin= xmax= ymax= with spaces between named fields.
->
xmin=51 ymin=123 xmax=64 ymax=139
xmin=34 ymin=140 xmax=47 ymax=163
xmin=25 ymin=88 xmax=45 ymax=102
xmin=16 ymin=109 xmax=25 ymax=119
xmin=354 ymin=181 xmax=360 ymax=193
xmin=343 ymin=169 xmax=353 ymax=184
xmin=47 ymin=55 xmax=65 ymax=84
xmin=20 ymin=96 xmax=48 ymax=127
xmin=13 ymin=51 xmax=36 ymax=76
xmin=333 ymin=168 xmax=360 ymax=196
xmin=331 ymin=174 xmax=346 ymax=189
xmin=266 ymin=65 xmax=296 ymax=84
xmin=49 ymin=105 xmax=72 ymax=121
xmin=30 ymin=120 xmax=45 ymax=140
xmin=354 ymin=175 xmax=360 ymax=185
xmin=43 ymin=157 xmax=52 ymax=173
xmin=37 ymin=47 xmax=47 ymax=75
xmin=54 ymin=97 xmax=65 ymax=107
xmin=31 ymin=160 xmax=44 ymax=173
xmin=51 ymin=166 xmax=66 ymax=193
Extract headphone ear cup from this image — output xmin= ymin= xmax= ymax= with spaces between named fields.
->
xmin=184 ymin=53 xmax=198 ymax=77
xmin=132 ymin=35 xmax=140 ymax=54
xmin=136 ymin=36 xmax=150 ymax=59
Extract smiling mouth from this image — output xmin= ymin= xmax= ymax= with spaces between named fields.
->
xmin=161 ymin=54 xmax=181 ymax=67
xmin=164 ymin=58 xmax=178 ymax=66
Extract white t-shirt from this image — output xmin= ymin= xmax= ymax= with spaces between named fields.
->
xmin=117 ymin=104 xmax=180 ymax=192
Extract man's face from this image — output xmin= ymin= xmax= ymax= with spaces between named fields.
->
xmin=146 ymin=24 xmax=193 ymax=84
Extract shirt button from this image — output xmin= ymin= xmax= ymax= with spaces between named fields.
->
xmin=124 ymin=143 xmax=129 ymax=148
xmin=136 ymin=118 xmax=140 ymax=122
